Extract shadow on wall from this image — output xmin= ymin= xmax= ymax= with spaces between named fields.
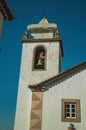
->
xmin=68 ymin=123 xmax=77 ymax=130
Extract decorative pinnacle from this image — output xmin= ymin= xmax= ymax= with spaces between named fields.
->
xmin=23 ymin=31 xmax=28 ymax=39
xmin=39 ymin=17 xmax=49 ymax=24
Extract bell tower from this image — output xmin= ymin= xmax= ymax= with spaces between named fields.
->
xmin=14 ymin=17 xmax=63 ymax=130
xmin=21 ymin=17 xmax=63 ymax=85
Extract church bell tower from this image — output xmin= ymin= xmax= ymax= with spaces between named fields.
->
xmin=14 ymin=17 xmax=63 ymax=130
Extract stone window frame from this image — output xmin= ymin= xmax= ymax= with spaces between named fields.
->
xmin=32 ymin=45 xmax=47 ymax=71
xmin=61 ymin=99 xmax=81 ymax=122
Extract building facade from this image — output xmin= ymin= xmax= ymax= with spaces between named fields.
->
xmin=14 ymin=17 xmax=86 ymax=130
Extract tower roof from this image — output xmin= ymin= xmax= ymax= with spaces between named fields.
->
xmin=27 ymin=17 xmax=57 ymax=31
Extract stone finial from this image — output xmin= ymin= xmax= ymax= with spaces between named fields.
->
xmin=54 ymin=30 xmax=60 ymax=39
xmin=21 ymin=31 xmax=29 ymax=42
xmin=22 ymin=31 xmax=28 ymax=40
xmin=39 ymin=16 xmax=49 ymax=24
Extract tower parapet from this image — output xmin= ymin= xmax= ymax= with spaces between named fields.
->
xmin=22 ymin=17 xmax=61 ymax=41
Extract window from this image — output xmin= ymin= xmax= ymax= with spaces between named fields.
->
xmin=65 ymin=103 xmax=76 ymax=119
xmin=62 ymin=99 xmax=81 ymax=122
xmin=33 ymin=46 xmax=46 ymax=70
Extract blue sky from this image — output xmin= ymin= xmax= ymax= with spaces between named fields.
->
xmin=0 ymin=0 xmax=86 ymax=130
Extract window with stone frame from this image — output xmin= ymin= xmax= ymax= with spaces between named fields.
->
xmin=61 ymin=99 xmax=81 ymax=122
xmin=33 ymin=45 xmax=46 ymax=70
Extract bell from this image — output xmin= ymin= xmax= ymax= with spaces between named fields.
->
xmin=37 ymin=59 xmax=43 ymax=65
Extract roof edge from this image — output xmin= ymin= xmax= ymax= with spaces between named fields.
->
xmin=0 ymin=0 xmax=14 ymax=20
xmin=28 ymin=61 xmax=86 ymax=92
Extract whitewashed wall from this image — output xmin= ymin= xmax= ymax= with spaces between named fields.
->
xmin=21 ymin=42 xmax=61 ymax=85
xmin=14 ymin=41 xmax=61 ymax=130
xmin=14 ymin=78 xmax=32 ymax=130
xmin=42 ymin=69 xmax=86 ymax=130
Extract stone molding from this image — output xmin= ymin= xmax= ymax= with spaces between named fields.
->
xmin=21 ymin=37 xmax=63 ymax=57
xmin=61 ymin=99 xmax=81 ymax=122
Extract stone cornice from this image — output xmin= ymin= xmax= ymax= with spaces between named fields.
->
xmin=21 ymin=37 xmax=61 ymax=43
xmin=21 ymin=38 xmax=64 ymax=57
xmin=29 ymin=85 xmax=46 ymax=92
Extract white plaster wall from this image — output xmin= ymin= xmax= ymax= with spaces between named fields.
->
xmin=14 ymin=84 xmax=32 ymax=130
xmin=21 ymin=41 xmax=61 ymax=85
xmin=14 ymin=47 xmax=32 ymax=130
xmin=42 ymin=69 xmax=86 ymax=130
xmin=14 ymin=41 xmax=61 ymax=130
